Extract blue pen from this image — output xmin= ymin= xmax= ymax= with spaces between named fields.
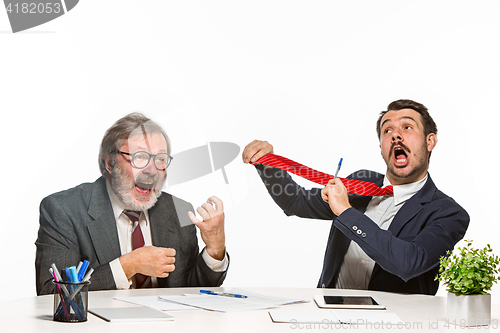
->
xmin=200 ymin=290 xmax=248 ymax=298
xmin=77 ymin=260 xmax=90 ymax=282
xmin=59 ymin=266 xmax=84 ymax=320
xmin=69 ymin=266 xmax=84 ymax=319
xmin=70 ymin=268 xmax=94 ymax=300
xmin=81 ymin=267 xmax=94 ymax=282
xmin=334 ymin=158 xmax=343 ymax=179
xmin=65 ymin=267 xmax=73 ymax=283
xmin=69 ymin=266 xmax=79 ymax=283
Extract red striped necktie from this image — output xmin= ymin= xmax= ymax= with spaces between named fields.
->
xmin=123 ymin=210 xmax=152 ymax=288
xmin=252 ymin=154 xmax=393 ymax=196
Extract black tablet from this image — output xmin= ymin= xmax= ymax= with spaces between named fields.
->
xmin=314 ymin=295 xmax=386 ymax=309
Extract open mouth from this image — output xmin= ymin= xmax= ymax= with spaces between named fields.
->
xmin=134 ymin=180 xmax=155 ymax=196
xmin=393 ymin=145 xmax=409 ymax=167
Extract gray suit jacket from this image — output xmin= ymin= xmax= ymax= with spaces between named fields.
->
xmin=35 ymin=176 xmax=227 ymax=295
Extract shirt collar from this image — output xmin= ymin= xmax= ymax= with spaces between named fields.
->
xmin=384 ymin=173 xmax=428 ymax=206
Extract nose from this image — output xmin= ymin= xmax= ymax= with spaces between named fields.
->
xmin=141 ymin=158 xmax=158 ymax=175
xmin=391 ymin=129 xmax=403 ymax=142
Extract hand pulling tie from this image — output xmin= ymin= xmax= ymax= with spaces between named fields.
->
xmin=252 ymin=154 xmax=393 ymax=196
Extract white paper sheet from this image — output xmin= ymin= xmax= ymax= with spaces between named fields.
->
xmin=158 ymin=288 xmax=309 ymax=312
xmin=114 ymin=296 xmax=196 ymax=311
xmin=90 ymin=307 xmax=174 ymax=322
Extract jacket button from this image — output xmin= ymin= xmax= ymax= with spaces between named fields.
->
xmin=361 ymin=233 xmax=367 ymax=238
xmin=356 ymin=230 xmax=362 ymax=235
xmin=352 ymin=226 xmax=358 ymax=231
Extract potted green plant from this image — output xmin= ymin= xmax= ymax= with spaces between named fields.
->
xmin=436 ymin=240 xmax=500 ymax=327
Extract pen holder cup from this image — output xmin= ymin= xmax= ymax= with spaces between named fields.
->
xmin=52 ymin=280 xmax=90 ymax=322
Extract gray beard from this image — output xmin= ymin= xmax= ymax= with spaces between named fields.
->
xmin=110 ymin=166 xmax=165 ymax=211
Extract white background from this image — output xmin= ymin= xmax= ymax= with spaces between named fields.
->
xmin=1 ymin=1 xmax=499 ymax=304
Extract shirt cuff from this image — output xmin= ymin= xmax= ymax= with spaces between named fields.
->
xmin=109 ymin=258 xmax=132 ymax=290
xmin=202 ymin=247 xmax=229 ymax=272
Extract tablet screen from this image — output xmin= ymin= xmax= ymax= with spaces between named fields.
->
xmin=323 ymin=296 xmax=379 ymax=306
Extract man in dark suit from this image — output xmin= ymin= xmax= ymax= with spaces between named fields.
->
xmin=242 ymin=99 xmax=469 ymax=295
xmin=36 ymin=113 xmax=228 ymax=295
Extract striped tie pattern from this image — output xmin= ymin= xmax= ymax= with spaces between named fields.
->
xmin=252 ymin=154 xmax=393 ymax=196
xmin=122 ymin=210 xmax=152 ymax=288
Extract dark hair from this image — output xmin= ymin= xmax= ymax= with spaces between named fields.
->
xmin=376 ymin=99 xmax=438 ymax=139
xmin=98 ymin=112 xmax=171 ymax=176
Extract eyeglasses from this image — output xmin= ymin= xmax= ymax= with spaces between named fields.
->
xmin=119 ymin=151 xmax=173 ymax=171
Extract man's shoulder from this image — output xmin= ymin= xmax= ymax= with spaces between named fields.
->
xmin=412 ymin=175 xmax=470 ymax=221
xmin=428 ymin=186 xmax=468 ymax=216
xmin=41 ymin=177 xmax=104 ymax=206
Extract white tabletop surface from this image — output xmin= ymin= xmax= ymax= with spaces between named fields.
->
xmin=1 ymin=287 xmax=498 ymax=332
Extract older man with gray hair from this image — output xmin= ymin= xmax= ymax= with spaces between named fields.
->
xmin=35 ymin=113 xmax=228 ymax=295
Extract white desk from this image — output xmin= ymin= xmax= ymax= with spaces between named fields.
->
xmin=0 ymin=287 xmax=498 ymax=332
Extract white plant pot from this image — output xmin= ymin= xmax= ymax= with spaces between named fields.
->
xmin=447 ymin=292 xmax=491 ymax=327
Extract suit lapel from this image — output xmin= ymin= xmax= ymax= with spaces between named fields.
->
xmin=388 ymin=174 xmax=437 ymax=236
xmin=86 ymin=177 xmax=122 ymax=265
xmin=149 ymin=194 xmax=178 ymax=249
xmin=371 ymin=174 xmax=436 ymax=280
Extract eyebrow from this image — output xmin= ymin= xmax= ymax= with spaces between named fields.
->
xmin=131 ymin=146 xmax=167 ymax=153
xmin=380 ymin=116 xmax=417 ymax=129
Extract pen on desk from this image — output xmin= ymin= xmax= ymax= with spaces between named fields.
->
xmin=334 ymin=158 xmax=343 ymax=179
xmin=200 ymin=290 xmax=248 ymax=298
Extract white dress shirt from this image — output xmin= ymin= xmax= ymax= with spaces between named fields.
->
xmin=106 ymin=180 xmax=228 ymax=289
xmin=335 ymin=174 xmax=428 ymax=290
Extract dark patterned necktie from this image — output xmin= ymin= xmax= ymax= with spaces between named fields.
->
xmin=122 ymin=210 xmax=152 ymax=288
xmin=252 ymin=154 xmax=393 ymax=196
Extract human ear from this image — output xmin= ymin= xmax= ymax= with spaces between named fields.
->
xmin=105 ymin=156 xmax=113 ymax=175
xmin=427 ymin=133 xmax=437 ymax=152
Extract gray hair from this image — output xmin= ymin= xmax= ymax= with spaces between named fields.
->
xmin=98 ymin=112 xmax=171 ymax=176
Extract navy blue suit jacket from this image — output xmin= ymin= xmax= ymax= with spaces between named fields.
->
xmin=257 ymin=166 xmax=469 ymax=295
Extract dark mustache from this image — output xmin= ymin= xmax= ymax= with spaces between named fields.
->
xmin=135 ymin=174 xmax=158 ymax=183
xmin=389 ymin=141 xmax=411 ymax=158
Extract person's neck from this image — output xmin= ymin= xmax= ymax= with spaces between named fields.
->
xmin=386 ymin=170 xmax=428 ymax=186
